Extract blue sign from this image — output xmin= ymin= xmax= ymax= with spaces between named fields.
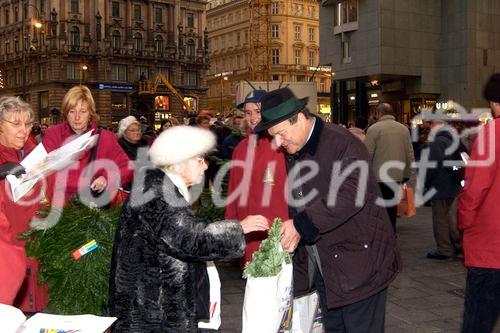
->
xmin=98 ymin=83 xmax=134 ymax=90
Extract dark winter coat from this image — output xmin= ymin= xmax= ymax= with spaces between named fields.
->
xmin=108 ymin=168 xmax=245 ymax=333
xmin=288 ymin=117 xmax=400 ymax=308
xmin=424 ymin=129 xmax=462 ymax=200
xmin=118 ymin=137 xmax=149 ymax=161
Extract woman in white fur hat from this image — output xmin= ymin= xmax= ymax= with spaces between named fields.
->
xmin=109 ymin=125 xmax=269 ymax=333
xmin=117 ymin=115 xmax=149 ymax=161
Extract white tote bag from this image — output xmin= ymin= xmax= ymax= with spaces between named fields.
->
xmin=242 ymin=262 xmax=293 ymax=333
xmin=291 ymin=291 xmax=324 ymax=333
xmin=198 ymin=261 xmax=221 ymax=330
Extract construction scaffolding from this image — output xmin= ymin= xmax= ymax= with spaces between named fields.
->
xmin=248 ymin=0 xmax=271 ymax=82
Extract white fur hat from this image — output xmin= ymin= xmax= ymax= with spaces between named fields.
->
xmin=149 ymin=125 xmax=216 ymax=167
xmin=118 ymin=116 xmax=140 ymax=138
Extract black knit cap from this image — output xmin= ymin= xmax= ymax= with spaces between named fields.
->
xmin=484 ymin=73 xmax=500 ymax=103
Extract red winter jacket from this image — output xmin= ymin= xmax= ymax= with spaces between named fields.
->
xmin=458 ymin=118 xmax=500 ymax=269
xmin=42 ymin=122 xmax=133 ymax=203
xmin=224 ymin=133 xmax=289 ymax=267
xmin=0 ymin=141 xmax=47 ymax=307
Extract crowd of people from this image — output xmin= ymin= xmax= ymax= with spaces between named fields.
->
xmin=0 ymin=72 xmax=498 ymax=332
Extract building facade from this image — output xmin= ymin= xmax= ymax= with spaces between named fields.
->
xmin=0 ymin=0 xmax=209 ymax=128
xmin=206 ymin=0 xmax=332 ymax=116
xmin=320 ymin=0 xmax=500 ymax=125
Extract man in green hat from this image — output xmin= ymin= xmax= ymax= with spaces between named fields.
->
xmin=254 ymin=87 xmax=401 ymax=333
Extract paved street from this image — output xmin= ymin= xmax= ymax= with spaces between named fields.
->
xmin=216 ymin=206 xmax=500 ymax=332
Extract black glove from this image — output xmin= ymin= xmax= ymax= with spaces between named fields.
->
xmin=0 ymin=162 xmax=26 ymax=180
xmin=403 ymin=178 xmax=410 ymax=184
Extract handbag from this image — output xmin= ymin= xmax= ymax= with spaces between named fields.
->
xmin=397 ymin=183 xmax=416 ymax=217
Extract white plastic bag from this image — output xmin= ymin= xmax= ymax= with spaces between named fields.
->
xmin=242 ymin=262 xmax=293 ymax=333
xmin=198 ymin=261 xmax=221 ymax=330
xmin=291 ymin=291 xmax=324 ymax=333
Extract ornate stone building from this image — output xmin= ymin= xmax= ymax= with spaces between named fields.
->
xmin=206 ymin=0 xmax=332 ymax=116
xmin=0 ymin=0 xmax=209 ymax=128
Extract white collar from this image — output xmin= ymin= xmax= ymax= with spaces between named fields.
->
xmin=305 ymin=117 xmax=316 ymax=143
xmin=164 ymin=171 xmax=191 ymax=202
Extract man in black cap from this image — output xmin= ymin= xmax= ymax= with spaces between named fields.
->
xmin=254 ymin=87 xmax=400 ymax=332
xmin=458 ymin=73 xmax=500 ymax=333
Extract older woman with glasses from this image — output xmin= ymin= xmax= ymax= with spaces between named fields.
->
xmin=42 ymin=85 xmax=133 ymax=205
xmin=109 ymin=125 xmax=270 ymax=332
xmin=117 ymin=116 xmax=149 ymax=161
xmin=0 ymin=96 xmax=48 ymax=310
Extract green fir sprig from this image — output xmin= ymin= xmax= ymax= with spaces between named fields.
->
xmin=22 ymin=198 xmax=121 ymax=315
xmin=243 ymin=218 xmax=292 ymax=278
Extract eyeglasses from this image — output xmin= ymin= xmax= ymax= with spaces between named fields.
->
xmin=2 ymin=119 xmax=33 ymax=130
xmin=196 ymin=156 xmax=207 ymax=165
xmin=126 ymin=128 xmax=141 ymax=133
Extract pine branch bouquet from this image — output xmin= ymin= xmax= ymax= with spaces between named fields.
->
xmin=22 ymin=198 xmax=122 ymax=315
xmin=243 ymin=218 xmax=292 ymax=278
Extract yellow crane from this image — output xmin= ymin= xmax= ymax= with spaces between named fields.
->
xmin=138 ymin=74 xmax=194 ymax=113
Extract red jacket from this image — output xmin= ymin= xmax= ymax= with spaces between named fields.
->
xmin=0 ymin=142 xmax=47 ymax=307
xmin=458 ymin=118 xmax=500 ymax=269
xmin=42 ymin=122 xmax=133 ymax=203
xmin=224 ymin=133 xmax=289 ymax=267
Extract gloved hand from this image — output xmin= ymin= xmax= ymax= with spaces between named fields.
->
xmin=0 ymin=162 xmax=26 ymax=180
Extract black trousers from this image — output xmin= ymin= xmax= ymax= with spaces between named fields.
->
xmin=379 ymin=182 xmax=399 ymax=233
xmin=315 ymin=272 xmax=387 ymax=333
xmin=462 ymin=267 xmax=500 ymax=333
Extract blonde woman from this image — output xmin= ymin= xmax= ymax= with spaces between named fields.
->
xmin=42 ymin=85 xmax=132 ymax=203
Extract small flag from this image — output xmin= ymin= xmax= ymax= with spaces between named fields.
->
xmin=72 ymin=239 xmax=98 ymax=260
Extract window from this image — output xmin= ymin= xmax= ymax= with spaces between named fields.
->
xmin=39 ymin=91 xmax=49 ymax=112
xmin=66 ymin=63 xmax=81 ymax=80
xmin=297 ymin=75 xmax=305 ymax=82
xmin=335 ymin=0 xmax=358 ymax=26
xmin=155 ymin=8 xmax=162 ymax=23
xmin=112 ymin=30 xmax=121 ymax=50
xmin=309 ymin=50 xmax=315 ymax=66
xmin=187 ymin=13 xmax=194 ymax=28
xmin=320 ymin=78 xmax=326 ymax=93
xmin=187 ymin=40 xmax=195 ymax=60
xmin=183 ymin=70 xmax=197 ymax=86
xmin=70 ymin=0 xmax=79 ymax=13
xmin=236 ymin=32 xmax=241 ymax=45
xmin=158 ymin=67 xmax=170 ymax=80
xmin=244 ymin=30 xmax=248 ymax=44
xmin=342 ymin=40 xmax=351 ymax=63
xmin=134 ymin=33 xmax=143 ymax=52
xmin=271 ymin=24 xmax=279 ymax=38
xmin=15 ymin=69 xmax=21 ymax=86
xmin=294 ymin=25 xmax=301 ymax=40
xmin=272 ymin=48 xmax=280 ymax=65
xmin=40 ymin=0 xmax=46 ymax=14
xmin=14 ymin=7 xmax=18 ymax=22
xmin=271 ymin=2 xmax=278 ymax=14
xmin=39 ymin=63 xmax=47 ymax=81
xmin=14 ymin=37 xmax=19 ymax=53
xmin=112 ymin=64 xmax=127 ymax=81
xmin=272 ymin=74 xmax=279 ymax=81
xmin=5 ymin=39 xmax=10 ymax=54
xmin=111 ymin=93 xmax=127 ymax=112
xmin=134 ymin=5 xmax=141 ymax=20
xmin=221 ymin=35 xmax=225 ymax=49
xmin=309 ymin=27 xmax=314 ymax=42
xmin=112 ymin=2 xmax=120 ymax=18
xmin=4 ymin=9 xmax=9 ymax=25
xmin=294 ymin=49 xmax=301 ymax=65
xmin=136 ymin=65 xmax=148 ymax=80
xmin=244 ymin=54 xmax=248 ymax=66
xmin=70 ymin=26 xmax=80 ymax=49
xmin=155 ymin=35 xmax=163 ymax=54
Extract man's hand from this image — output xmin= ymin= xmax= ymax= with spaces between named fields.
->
xmin=240 ymin=215 xmax=270 ymax=234
xmin=0 ymin=162 xmax=26 ymax=180
xmin=280 ymin=219 xmax=301 ymax=253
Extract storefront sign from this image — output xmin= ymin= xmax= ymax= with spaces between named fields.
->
xmin=98 ymin=84 xmax=134 ymax=90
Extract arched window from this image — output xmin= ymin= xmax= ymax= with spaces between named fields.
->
xmin=186 ymin=39 xmax=195 ymax=60
xmin=134 ymin=32 xmax=143 ymax=52
xmin=154 ymin=35 xmax=163 ymax=54
xmin=70 ymin=26 xmax=80 ymax=49
xmin=112 ymin=30 xmax=121 ymax=50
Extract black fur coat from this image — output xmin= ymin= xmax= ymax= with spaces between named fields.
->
xmin=108 ymin=168 xmax=245 ymax=332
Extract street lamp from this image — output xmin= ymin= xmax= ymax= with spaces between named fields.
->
xmin=220 ymin=75 xmax=228 ymax=114
xmin=80 ymin=65 xmax=88 ymax=85
xmin=20 ymin=2 xmax=43 ymax=101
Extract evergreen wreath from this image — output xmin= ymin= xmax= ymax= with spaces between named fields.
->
xmin=23 ymin=198 xmax=122 ymax=315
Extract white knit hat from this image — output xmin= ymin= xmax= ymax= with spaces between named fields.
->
xmin=118 ymin=116 xmax=141 ymax=138
xmin=149 ymin=125 xmax=216 ymax=167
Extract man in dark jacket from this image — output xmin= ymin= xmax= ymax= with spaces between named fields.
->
xmin=424 ymin=120 xmax=463 ymax=260
xmin=254 ymin=88 xmax=400 ymax=333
